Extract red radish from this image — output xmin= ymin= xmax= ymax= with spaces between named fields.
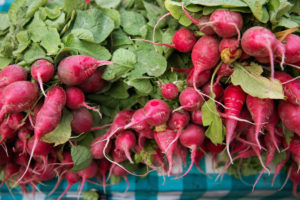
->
xmin=274 ymin=72 xmax=300 ymax=106
xmin=27 ymin=137 xmax=53 ymax=156
xmin=57 ymin=55 xmax=114 ymax=85
xmin=97 ymin=159 xmax=110 ymax=193
xmin=223 ymin=85 xmax=246 ymax=163
xmin=0 ymin=81 xmax=39 ymax=122
xmin=174 ymin=143 xmax=188 ymax=167
xmin=255 ymin=56 xmax=270 ymax=64
xmin=284 ymin=34 xmax=300 ymax=64
xmin=0 ymin=65 xmax=27 ymax=87
xmin=111 ymin=165 xmax=130 ymax=192
xmin=0 ymin=162 xmax=19 ymax=188
xmin=115 ymin=131 xmax=136 ymax=164
xmin=278 ymin=101 xmax=300 ymax=136
xmin=241 ymin=26 xmax=277 ymax=78
xmin=235 ymin=108 xmax=252 ymax=133
xmin=274 ymin=40 xmax=286 ymax=69
xmin=202 ymin=83 xmax=224 ymax=100
xmin=186 ymin=69 xmax=211 ymax=88
xmin=191 ymin=109 xmax=203 ymax=125
xmin=90 ymin=134 xmax=111 ymax=159
xmin=15 ymin=153 xmax=29 ymax=167
xmin=219 ymin=38 xmax=239 ymax=52
xmin=0 ymin=120 xmax=16 ymax=144
xmin=17 ymin=86 xmax=66 ymax=184
xmin=167 ymin=111 xmax=190 ymax=151
xmin=131 ymin=108 xmax=152 ymax=133
xmin=71 ymin=108 xmax=93 ymax=134
xmin=177 ymin=87 xmax=203 ymax=111
xmin=66 ymin=87 xmax=101 ymax=117
xmin=175 ymin=124 xmax=205 ymax=179
xmin=77 ymin=161 xmax=98 ymax=199
xmin=57 ymin=171 xmax=80 ymax=200
xmin=181 ymin=4 xmax=243 ymax=40
xmin=289 ymin=163 xmax=300 ymax=197
xmin=205 ymin=139 xmax=225 ymax=168
xmin=290 ymin=137 xmax=300 ymax=165
xmin=265 ymin=107 xmax=280 ymax=152
xmin=138 ymin=130 xmax=154 ymax=149
xmin=31 ymin=59 xmax=55 ymax=96
xmin=154 ymin=128 xmax=177 ymax=175
xmin=195 ymin=145 xmax=206 ymax=172
xmin=252 ymin=133 xmax=280 ymax=191
xmin=159 ymin=83 xmax=179 ymax=100
xmin=79 ymin=69 xmax=105 ymax=93
xmin=219 ymin=38 xmax=242 ymax=64
xmin=197 ymin=16 xmax=215 ymax=35
xmin=272 ymin=151 xmax=290 ymax=185
xmin=0 ymin=87 xmax=4 ymax=109
xmin=7 ymin=113 xmax=25 ymax=130
xmin=190 ymin=35 xmax=220 ymax=103
xmin=246 ymin=95 xmax=274 ymax=149
xmin=214 ymin=63 xmax=234 ymax=86
xmin=17 ymin=128 xmax=32 ymax=154
xmin=133 ymin=28 xmax=197 ymax=53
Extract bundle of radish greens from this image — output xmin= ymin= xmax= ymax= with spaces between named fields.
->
xmin=0 ymin=0 xmax=299 ymax=199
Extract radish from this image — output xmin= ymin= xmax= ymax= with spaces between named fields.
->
xmin=137 ymin=130 xmax=154 ymax=149
xmin=205 ymin=139 xmax=225 ymax=168
xmin=31 ymin=59 xmax=55 ymax=97
xmin=265 ymin=107 xmax=280 ymax=152
xmin=0 ymin=162 xmax=19 ymax=188
xmin=0 ymin=120 xmax=16 ymax=144
xmin=167 ymin=111 xmax=190 ymax=151
xmin=97 ymin=159 xmax=110 ymax=193
xmin=0 ymin=64 xmax=27 ymax=87
xmin=284 ymin=34 xmax=300 ymax=64
xmin=175 ymin=124 xmax=205 ymax=179
xmin=214 ymin=63 xmax=234 ymax=86
xmin=0 ymin=81 xmax=39 ymax=122
xmin=57 ymin=55 xmax=114 ymax=85
xmin=17 ymin=86 xmax=66 ymax=184
xmin=186 ymin=69 xmax=211 ymax=88
xmin=223 ymin=85 xmax=246 ymax=163
xmin=191 ymin=109 xmax=203 ymax=125
xmin=7 ymin=113 xmax=25 ymax=130
xmin=77 ymin=161 xmax=98 ymax=199
xmin=176 ymin=87 xmax=203 ymax=111
xmin=196 ymin=16 xmax=215 ymax=35
xmin=57 ymin=171 xmax=80 ymax=200
xmin=241 ymin=26 xmax=277 ymax=78
xmin=272 ymin=151 xmax=290 ymax=185
xmin=115 ymin=131 xmax=136 ymax=164
xmin=274 ymin=40 xmax=286 ymax=69
xmin=252 ymin=133 xmax=280 ymax=191
xmin=202 ymin=82 xmax=224 ymax=100
xmin=289 ymin=163 xmax=300 ymax=197
xmin=66 ymin=87 xmax=101 ymax=117
xmin=290 ymin=137 xmax=300 ymax=165
xmin=78 ymin=69 xmax=105 ymax=93
xmin=278 ymin=101 xmax=300 ymax=136
xmin=158 ymin=82 xmax=179 ymax=100
xmin=111 ymin=164 xmax=130 ymax=192
xmin=71 ymin=108 xmax=93 ymax=134
xmin=154 ymin=128 xmax=177 ymax=175
xmin=195 ymin=144 xmax=206 ymax=172
xmin=274 ymin=72 xmax=300 ymax=106
xmin=131 ymin=108 xmax=152 ymax=133
xmin=219 ymin=38 xmax=242 ymax=64
xmin=246 ymin=95 xmax=274 ymax=149
xmin=133 ymin=28 xmax=197 ymax=53
xmin=90 ymin=134 xmax=111 ymax=159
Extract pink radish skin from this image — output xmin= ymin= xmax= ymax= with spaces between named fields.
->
xmin=219 ymin=38 xmax=239 ymax=52
xmin=205 ymin=139 xmax=225 ymax=168
xmin=274 ymin=72 xmax=300 ymax=106
xmin=31 ymin=59 xmax=55 ymax=96
xmin=58 ymin=55 xmax=114 ymax=85
xmin=191 ymin=109 xmax=203 ymax=125
xmin=274 ymin=40 xmax=286 ymax=68
xmin=284 ymin=34 xmax=300 ymax=64
xmin=289 ymin=163 xmax=300 ymax=197
xmin=115 ymin=131 xmax=136 ymax=164
xmin=0 ymin=162 xmax=19 ymax=188
xmin=0 ymin=81 xmax=39 ymax=122
xmin=0 ymin=65 xmax=27 ymax=87
xmin=159 ymin=83 xmax=179 ymax=100
xmin=278 ymin=101 xmax=300 ymax=136
xmin=241 ymin=26 xmax=276 ymax=78
xmin=265 ymin=107 xmax=280 ymax=152
xmin=138 ymin=130 xmax=154 ymax=149
xmin=175 ymin=124 xmax=205 ymax=179
xmin=79 ymin=69 xmax=105 ymax=93
xmin=27 ymin=137 xmax=53 ymax=156
xmin=97 ymin=159 xmax=110 ymax=193
xmin=57 ymin=171 xmax=80 ymax=200
xmin=131 ymin=108 xmax=152 ymax=133
xmin=111 ymin=165 xmax=130 ymax=192
xmin=235 ymin=108 xmax=252 ymax=133
xmin=0 ymin=120 xmax=16 ymax=144
xmin=18 ymin=86 xmax=66 ymax=184
xmin=223 ymin=85 xmax=246 ymax=163
xmin=195 ymin=145 xmax=206 ymax=171
xmin=77 ymin=161 xmax=98 ymax=198
xmin=17 ymin=128 xmax=32 ymax=154
xmin=197 ymin=16 xmax=215 ymax=35
xmin=90 ymin=134 xmax=111 ymax=159
xmin=272 ymin=151 xmax=290 ymax=185
xmin=167 ymin=111 xmax=190 ymax=150
xmin=178 ymin=87 xmax=203 ymax=111
xmin=186 ymin=69 xmax=211 ymax=88
xmin=202 ymin=83 xmax=224 ymax=100
xmin=214 ymin=63 xmax=234 ymax=86
xmin=191 ymin=36 xmax=220 ymax=103
xmin=71 ymin=108 xmax=93 ymax=134
xmin=252 ymin=133 xmax=280 ymax=191
xmin=66 ymin=87 xmax=101 ymax=117
xmin=290 ymin=137 xmax=300 ymax=165
xmin=246 ymin=95 xmax=274 ymax=149
xmin=154 ymin=128 xmax=177 ymax=176
xmin=7 ymin=113 xmax=25 ymax=130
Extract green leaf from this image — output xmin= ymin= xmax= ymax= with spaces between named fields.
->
xmin=107 ymin=81 xmax=130 ymax=99
xmin=201 ymin=99 xmax=224 ymax=144
xmin=269 ymin=0 xmax=293 ymax=24
xmin=64 ymin=0 xmax=85 ymax=15
xmin=0 ymin=14 xmax=10 ymax=31
xmin=100 ymin=8 xmax=121 ymax=28
xmin=41 ymin=109 xmax=73 ymax=146
xmin=40 ymin=6 xmax=62 ymax=20
xmin=120 ymin=9 xmax=146 ymax=36
xmin=45 ymin=12 xmax=66 ymax=30
xmin=231 ymin=62 xmax=284 ymax=99
xmin=0 ymin=56 xmax=12 ymax=69
xmin=27 ymin=12 xmax=48 ymax=43
xmin=72 ymin=9 xmax=114 ymax=43
xmin=82 ymin=190 xmax=99 ymax=200
xmin=143 ymin=1 xmax=166 ymax=27
xmin=63 ymin=34 xmax=111 ymax=61
xmin=273 ymin=151 xmax=287 ymax=165
xmin=283 ymin=123 xmax=294 ymax=145
xmin=126 ymin=78 xmax=153 ymax=94
xmin=110 ymin=175 xmax=121 ymax=185
xmin=276 ymin=16 xmax=299 ymax=28
xmin=290 ymin=0 xmax=300 ymax=13
xmin=26 ymin=0 xmax=48 ymax=18
xmin=23 ymin=43 xmax=46 ymax=63
xmin=8 ymin=0 xmax=26 ymax=26
xmin=242 ymin=0 xmax=269 ymax=23
xmin=95 ymin=0 xmax=121 ymax=8
xmin=111 ymin=29 xmax=133 ymax=47
xmin=71 ymin=145 xmax=93 ymax=172
xmin=187 ymin=0 xmax=248 ymax=7
xmin=71 ymin=29 xmax=95 ymax=42
xmin=165 ymin=0 xmax=193 ymax=26
xmin=40 ymin=27 xmax=62 ymax=55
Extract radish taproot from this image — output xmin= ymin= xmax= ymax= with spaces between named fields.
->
xmin=115 ymin=131 xmax=136 ymax=164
